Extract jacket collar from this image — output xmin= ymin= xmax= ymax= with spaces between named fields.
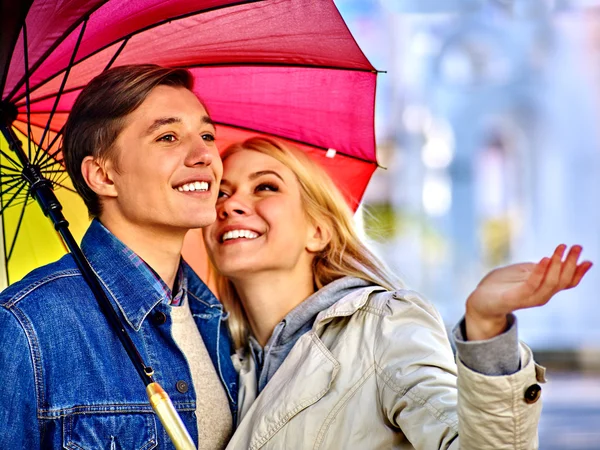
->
xmin=80 ymin=219 xmax=219 ymax=331
xmin=314 ymin=277 xmax=386 ymax=326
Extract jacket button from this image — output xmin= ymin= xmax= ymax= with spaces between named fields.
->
xmin=176 ymin=380 xmax=189 ymax=394
xmin=524 ymin=384 xmax=542 ymax=404
xmin=152 ymin=311 xmax=167 ymax=325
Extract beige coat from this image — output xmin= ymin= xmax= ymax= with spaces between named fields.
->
xmin=228 ymin=286 xmax=546 ymax=450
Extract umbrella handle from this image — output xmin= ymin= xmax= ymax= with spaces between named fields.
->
xmin=147 ymin=382 xmax=196 ymax=450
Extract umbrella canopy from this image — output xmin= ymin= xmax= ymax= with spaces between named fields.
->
xmin=0 ymin=0 xmax=379 ymax=287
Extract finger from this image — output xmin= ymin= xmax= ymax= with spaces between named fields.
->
xmin=525 ymin=257 xmax=551 ymax=292
xmin=566 ymin=261 xmax=593 ymax=289
xmin=531 ymin=244 xmax=567 ymax=303
xmin=557 ymin=245 xmax=582 ymax=289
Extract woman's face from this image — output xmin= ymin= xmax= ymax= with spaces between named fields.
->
xmin=203 ymin=149 xmax=320 ymax=280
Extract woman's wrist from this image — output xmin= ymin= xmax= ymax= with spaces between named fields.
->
xmin=464 ymin=308 xmax=509 ymax=341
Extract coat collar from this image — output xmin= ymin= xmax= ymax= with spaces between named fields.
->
xmin=314 ymin=281 xmax=387 ymax=327
xmin=231 ymin=281 xmax=387 ymax=449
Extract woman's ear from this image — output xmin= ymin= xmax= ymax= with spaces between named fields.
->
xmin=306 ymin=221 xmax=332 ymax=253
xmin=81 ymin=156 xmax=118 ymax=198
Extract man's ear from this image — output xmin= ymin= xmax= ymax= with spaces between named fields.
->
xmin=81 ymin=156 xmax=118 ymax=198
xmin=306 ymin=220 xmax=332 ymax=253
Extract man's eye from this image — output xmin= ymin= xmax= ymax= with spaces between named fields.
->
xmin=157 ymin=134 xmax=176 ymax=142
xmin=217 ymin=190 xmax=229 ymax=199
xmin=202 ymin=133 xmax=215 ymax=142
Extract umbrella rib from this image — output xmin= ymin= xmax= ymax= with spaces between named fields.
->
xmin=39 ymin=160 xmax=64 ymax=173
xmin=34 ymin=18 xmax=88 ymax=166
xmin=0 ymin=148 xmax=23 ymax=169
xmin=32 ymin=125 xmax=65 ymax=168
xmin=0 ymin=175 xmax=22 ymax=182
xmin=22 ymin=22 xmax=33 ymax=162
xmin=52 ymin=180 xmax=77 ymax=194
xmin=212 ymin=121 xmax=380 ymax=166
xmin=53 ymin=170 xmax=70 ymax=186
xmin=6 ymin=189 xmax=30 ymax=262
xmin=103 ymin=36 xmax=130 ymax=72
xmin=5 ymin=0 xmax=112 ymax=101
xmin=9 ymin=0 xmax=267 ymax=103
xmin=39 ymin=156 xmax=64 ymax=172
xmin=0 ymin=0 xmax=35 ymax=97
xmin=1 ymin=179 xmax=28 ymax=195
xmin=14 ymin=36 xmax=130 ymax=110
xmin=17 ymin=62 xmax=379 ymax=109
xmin=0 ymin=164 xmax=22 ymax=173
xmin=0 ymin=183 xmax=27 ymax=213
xmin=3 ymin=196 xmax=33 ymax=210
xmin=48 ymin=167 xmax=65 ymax=184
xmin=179 ymin=61 xmax=379 ymax=73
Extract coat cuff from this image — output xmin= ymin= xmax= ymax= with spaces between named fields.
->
xmin=453 ymin=314 xmax=520 ymax=375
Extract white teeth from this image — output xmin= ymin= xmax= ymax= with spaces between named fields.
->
xmin=176 ymin=181 xmax=209 ymax=192
xmin=222 ymin=229 xmax=259 ymax=242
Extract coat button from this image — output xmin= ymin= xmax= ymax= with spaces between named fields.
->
xmin=152 ymin=311 xmax=167 ymax=325
xmin=524 ymin=384 xmax=542 ymax=404
xmin=176 ymin=380 xmax=189 ymax=394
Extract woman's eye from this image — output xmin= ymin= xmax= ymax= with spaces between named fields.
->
xmin=256 ymin=183 xmax=278 ymax=193
xmin=202 ymin=133 xmax=215 ymax=142
xmin=217 ymin=190 xmax=229 ymax=199
xmin=157 ymin=134 xmax=176 ymax=143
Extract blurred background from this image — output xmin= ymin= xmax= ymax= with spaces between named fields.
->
xmin=334 ymin=0 xmax=600 ymax=448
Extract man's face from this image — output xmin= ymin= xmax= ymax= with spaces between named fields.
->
xmin=103 ymin=85 xmax=222 ymax=233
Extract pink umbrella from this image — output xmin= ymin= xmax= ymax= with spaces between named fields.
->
xmin=0 ymin=1 xmax=380 ymax=446
xmin=2 ymin=0 xmax=379 ymax=211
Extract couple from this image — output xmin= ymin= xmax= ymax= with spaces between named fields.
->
xmin=0 ymin=65 xmax=591 ymax=449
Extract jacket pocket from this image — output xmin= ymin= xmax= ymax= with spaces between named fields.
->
xmin=63 ymin=413 xmax=158 ymax=450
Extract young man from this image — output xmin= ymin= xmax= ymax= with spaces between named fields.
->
xmin=0 ymin=65 xmax=236 ymax=449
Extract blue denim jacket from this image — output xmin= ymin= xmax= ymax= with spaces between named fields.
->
xmin=0 ymin=220 xmax=238 ymax=449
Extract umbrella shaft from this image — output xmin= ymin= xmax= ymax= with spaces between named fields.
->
xmin=147 ymin=382 xmax=196 ymax=450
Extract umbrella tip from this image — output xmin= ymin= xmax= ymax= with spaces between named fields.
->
xmin=0 ymin=100 xmax=18 ymax=126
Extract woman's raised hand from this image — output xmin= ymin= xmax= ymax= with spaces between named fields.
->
xmin=464 ymin=244 xmax=593 ymax=341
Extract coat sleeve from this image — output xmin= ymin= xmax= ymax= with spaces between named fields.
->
xmin=0 ymin=306 xmax=41 ymax=448
xmin=374 ymin=290 xmax=543 ymax=450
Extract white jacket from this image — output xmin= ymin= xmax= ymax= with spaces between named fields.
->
xmin=228 ymin=285 xmax=545 ymax=450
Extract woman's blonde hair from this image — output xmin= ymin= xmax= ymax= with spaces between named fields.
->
xmin=211 ymin=137 xmax=401 ymax=348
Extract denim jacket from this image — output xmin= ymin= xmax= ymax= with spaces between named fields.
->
xmin=0 ymin=220 xmax=238 ymax=449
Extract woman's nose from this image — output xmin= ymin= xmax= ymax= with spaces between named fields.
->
xmin=218 ymin=194 xmax=248 ymax=220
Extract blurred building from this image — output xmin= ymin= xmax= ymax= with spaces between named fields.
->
xmin=336 ymin=0 xmax=600 ymax=361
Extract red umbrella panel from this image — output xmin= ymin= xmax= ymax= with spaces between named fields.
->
xmin=0 ymin=0 xmax=380 ymax=284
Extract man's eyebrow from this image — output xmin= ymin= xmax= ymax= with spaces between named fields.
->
xmin=144 ymin=117 xmax=181 ymax=136
xmin=144 ymin=115 xmax=215 ymax=135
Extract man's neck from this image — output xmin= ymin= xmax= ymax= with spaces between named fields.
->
xmin=98 ymin=216 xmax=186 ymax=290
xmin=232 ymin=269 xmax=315 ymax=347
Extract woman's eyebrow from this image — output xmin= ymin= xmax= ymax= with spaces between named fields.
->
xmin=249 ymin=170 xmax=284 ymax=182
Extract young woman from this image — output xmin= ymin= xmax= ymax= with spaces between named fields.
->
xmin=203 ymin=137 xmax=591 ymax=450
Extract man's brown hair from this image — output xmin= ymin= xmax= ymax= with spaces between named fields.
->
xmin=62 ymin=64 xmax=194 ymax=217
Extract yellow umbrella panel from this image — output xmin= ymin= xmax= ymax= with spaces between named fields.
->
xmin=0 ymin=129 xmax=89 ymax=288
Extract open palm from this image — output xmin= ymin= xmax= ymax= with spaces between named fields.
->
xmin=465 ymin=244 xmax=592 ymax=340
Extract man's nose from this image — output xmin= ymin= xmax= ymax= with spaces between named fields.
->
xmin=185 ymin=137 xmax=215 ymax=167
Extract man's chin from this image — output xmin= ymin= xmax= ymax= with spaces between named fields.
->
xmin=185 ymin=212 xmax=217 ymax=230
